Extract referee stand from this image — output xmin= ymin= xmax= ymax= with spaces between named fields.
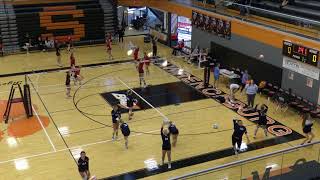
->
xmin=3 ymin=75 xmax=33 ymax=124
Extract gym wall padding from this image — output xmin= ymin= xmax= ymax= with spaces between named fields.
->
xmin=13 ymin=0 xmax=107 ymax=46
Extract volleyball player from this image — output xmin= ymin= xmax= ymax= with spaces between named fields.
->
xmin=301 ymin=113 xmax=315 ymax=145
xmin=168 ymin=121 xmax=179 ymax=147
xmin=133 ymin=47 xmax=139 ymax=61
xmin=65 ymin=71 xmax=71 ymax=98
xmin=253 ymin=104 xmax=268 ymax=138
xmin=161 ymin=123 xmax=171 ymax=169
xmin=111 ymin=105 xmax=121 ymax=140
xmin=126 ymin=90 xmax=134 ymax=120
xmin=71 ymin=65 xmax=83 ymax=85
xmin=232 ymin=118 xmax=250 ymax=155
xmin=120 ymin=119 xmax=130 ymax=149
xmin=137 ymin=59 xmax=147 ymax=88
xmin=70 ymin=52 xmax=76 ymax=67
xmin=105 ymin=37 xmax=113 ymax=60
xmin=143 ymin=52 xmax=151 ymax=76
xmin=66 ymin=35 xmax=73 ymax=52
xmin=78 ymin=151 xmax=90 ymax=180
xmin=56 ymin=44 xmax=62 ymax=67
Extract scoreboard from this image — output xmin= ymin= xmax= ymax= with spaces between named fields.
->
xmin=282 ymin=40 xmax=319 ymax=67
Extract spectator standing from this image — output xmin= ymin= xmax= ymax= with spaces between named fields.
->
xmin=245 ymin=80 xmax=258 ymax=107
xmin=152 ymin=36 xmax=158 ymax=57
xmin=240 ymin=70 xmax=249 ymax=92
xmin=213 ymin=63 xmax=220 ymax=88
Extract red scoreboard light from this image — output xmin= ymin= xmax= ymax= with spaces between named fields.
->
xmin=283 ymin=40 xmax=319 ymax=67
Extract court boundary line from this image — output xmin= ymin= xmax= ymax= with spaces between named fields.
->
xmin=0 ymin=129 xmax=159 ymax=165
xmin=116 ymin=77 xmax=169 ymax=121
xmin=32 ymin=105 xmax=57 ymax=152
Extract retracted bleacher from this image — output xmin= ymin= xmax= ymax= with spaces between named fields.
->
xmin=12 ymin=0 xmax=116 ymax=48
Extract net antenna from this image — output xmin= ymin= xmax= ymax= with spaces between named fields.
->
xmin=3 ymin=75 xmax=33 ymax=124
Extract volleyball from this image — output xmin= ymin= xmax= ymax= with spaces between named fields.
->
xmin=259 ymin=54 xmax=264 ymax=59
xmin=213 ymin=123 xmax=219 ymax=129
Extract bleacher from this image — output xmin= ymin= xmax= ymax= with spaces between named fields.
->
xmin=250 ymin=0 xmax=320 ymax=23
xmin=0 ymin=0 xmax=117 ymax=54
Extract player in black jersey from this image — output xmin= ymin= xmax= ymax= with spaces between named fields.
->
xmin=253 ymin=104 xmax=268 ymax=138
xmin=301 ymin=113 xmax=315 ymax=145
xmin=168 ymin=121 xmax=179 ymax=147
xmin=120 ymin=120 xmax=130 ymax=149
xmin=65 ymin=71 xmax=71 ymax=98
xmin=111 ymin=105 xmax=121 ymax=141
xmin=78 ymin=151 xmax=90 ymax=180
xmin=126 ymin=90 xmax=134 ymax=120
xmin=161 ymin=123 xmax=172 ymax=169
xmin=232 ymin=119 xmax=250 ymax=155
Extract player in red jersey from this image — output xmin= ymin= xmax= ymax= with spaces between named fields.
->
xmin=105 ymin=37 xmax=113 ymax=60
xmin=137 ymin=59 xmax=147 ymax=88
xmin=71 ymin=64 xmax=83 ymax=85
xmin=143 ymin=52 xmax=151 ymax=76
xmin=133 ymin=47 xmax=139 ymax=62
xmin=70 ymin=52 xmax=76 ymax=67
xmin=66 ymin=35 xmax=73 ymax=52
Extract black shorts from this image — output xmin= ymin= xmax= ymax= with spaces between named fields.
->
xmin=78 ymin=168 xmax=88 ymax=173
xmin=171 ymin=130 xmax=179 ymax=135
xmin=162 ymin=145 xmax=171 ymax=151
xmin=232 ymin=135 xmax=242 ymax=148
xmin=122 ymin=132 xmax=130 ymax=137
xmin=127 ymin=102 xmax=134 ymax=108
xmin=303 ymin=127 xmax=312 ymax=134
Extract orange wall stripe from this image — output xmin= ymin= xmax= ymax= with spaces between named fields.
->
xmin=39 ymin=10 xmax=83 ymax=16
xmin=119 ymin=0 xmax=320 ymax=50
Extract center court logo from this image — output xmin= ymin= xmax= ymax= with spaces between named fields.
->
xmin=111 ymin=93 xmax=141 ymax=110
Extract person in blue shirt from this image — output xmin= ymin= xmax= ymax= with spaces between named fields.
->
xmin=245 ymin=80 xmax=259 ymax=107
xmin=213 ymin=63 xmax=220 ymax=88
xmin=240 ymin=70 xmax=249 ymax=92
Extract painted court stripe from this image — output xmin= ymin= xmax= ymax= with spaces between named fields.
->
xmin=0 ymin=129 xmax=159 ymax=165
xmin=116 ymin=77 xmax=169 ymax=121
xmin=32 ymin=105 xmax=57 ymax=152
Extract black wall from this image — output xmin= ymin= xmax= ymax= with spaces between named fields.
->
xmin=211 ymin=41 xmax=283 ymax=86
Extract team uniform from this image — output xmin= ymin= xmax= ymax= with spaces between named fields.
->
xmin=133 ymin=48 xmax=139 ymax=61
xmin=144 ymin=54 xmax=151 ymax=75
xmin=111 ymin=109 xmax=121 ymax=124
xmin=169 ymin=123 xmax=179 ymax=147
xmin=120 ymin=123 xmax=130 ymax=137
xmin=168 ymin=124 xmax=179 ymax=135
xmin=253 ymin=105 xmax=269 ymax=138
xmin=303 ymin=119 xmax=313 ymax=134
xmin=56 ymin=45 xmax=62 ymax=66
xmin=78 ymin=156 xmax=89 ymax=173
xmin=66 ymin=36 xmax=72 ymax=51
xmin=70 ymin=54 xmax=75 ymax=67
xmin=137 ymin=60 xmax=147 ymax=88
xmin=105 ymin=39 xmax=113 ymax=60
xmin=161 ymin=127 xmax=171 ymax=151
xmin=232 ymin=120 xmax=247 ymax=152
xmin=126 ymin=93 xmax=134 ymax=120
xmin=65 ymin=72 xmax=71 ymax=97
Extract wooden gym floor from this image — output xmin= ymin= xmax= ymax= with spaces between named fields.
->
xmin=0 ymin=36 xmax=319 ymax=180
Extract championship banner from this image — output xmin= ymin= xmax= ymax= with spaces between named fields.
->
xmin=192 ymin=11 xmax=231 ymax=40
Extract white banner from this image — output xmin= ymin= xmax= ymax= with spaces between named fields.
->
xmin=282 ymin=57 xmax=319 ymax=80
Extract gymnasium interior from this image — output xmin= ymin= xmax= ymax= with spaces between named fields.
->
xmin=0 ymin=0 xmax=319 ymax=179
